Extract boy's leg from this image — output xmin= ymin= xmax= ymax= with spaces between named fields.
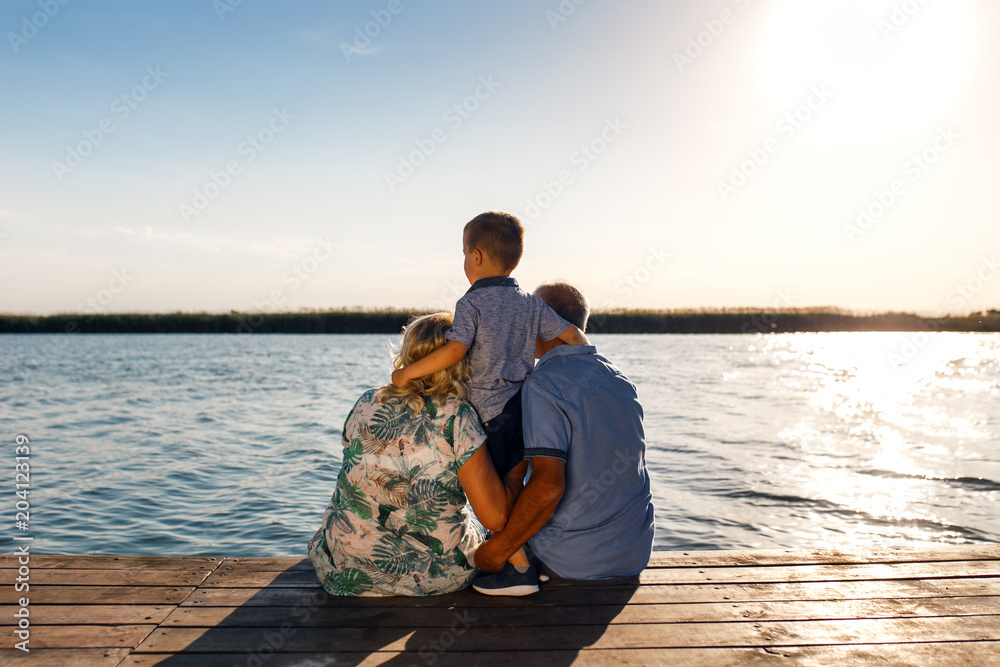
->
xmin=473 ymin=393 xmax=538 ymax=594
xmin=508 ymin=547 xmax=530 ymax=569
xmin=482 ymin=390 xmax=523 ymax=480
xmin=476 ymin=391 xmax=538 ymax=590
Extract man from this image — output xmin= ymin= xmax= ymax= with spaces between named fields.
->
xmin=473 ymin=282 xmax=655 ymax=593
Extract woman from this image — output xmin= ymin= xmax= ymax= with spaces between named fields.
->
xmin=308 ymin=312 xmax=515 ymax=596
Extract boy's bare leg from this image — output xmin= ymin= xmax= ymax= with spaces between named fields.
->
xmin=509 ymin=546 xmax=530 ymax=568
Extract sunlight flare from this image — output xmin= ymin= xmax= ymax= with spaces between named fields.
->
xmin=760 ymin=0 xmax=979 ymax=138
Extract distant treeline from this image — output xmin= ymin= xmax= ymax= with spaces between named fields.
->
xmin=2 ymin=308 xmax=999 ymax=334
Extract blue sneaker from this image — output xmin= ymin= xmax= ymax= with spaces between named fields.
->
xmin=472 ymin=562 xmax=539 ymax=596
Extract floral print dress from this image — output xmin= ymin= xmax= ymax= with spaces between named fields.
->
xmin=308 ymin=388 xmax=488 ymax=596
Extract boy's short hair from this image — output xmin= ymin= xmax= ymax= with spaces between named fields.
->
xmin=464 ymin=211 xmax=524 ymax=272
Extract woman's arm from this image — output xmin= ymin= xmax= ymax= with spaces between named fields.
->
xmin=391 ymin=340 xmax=468 ymax=387
xmin=457 ymin=446 xmax=518 ymax=533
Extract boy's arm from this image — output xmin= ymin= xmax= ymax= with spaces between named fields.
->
xmin=556 ymin=323 xmax=590 ymax=346
xmin=391 ymin=339 xmax=469 ymax=387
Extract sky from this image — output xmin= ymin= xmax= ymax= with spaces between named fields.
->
xmin=1 ymin=0 xmax=998 ymax=316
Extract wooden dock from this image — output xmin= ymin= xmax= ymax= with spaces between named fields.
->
xmin=2 ymin=544 xmax=999 ymax=665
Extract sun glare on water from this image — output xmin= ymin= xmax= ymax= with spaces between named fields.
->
xmin=771 ymin=333 xmax=992 ymax=546
xmin=759 ymin=0 xmax=978 ymax=138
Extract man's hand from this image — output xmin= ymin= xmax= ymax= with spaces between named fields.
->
xmin=472 ymin=456 xmax=566 ymax=573
xmin=473 ymin=536 xmax=508 ymax=573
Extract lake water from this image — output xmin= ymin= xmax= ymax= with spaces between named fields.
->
xmin=2 ymin=332 xmax=998 ymax=556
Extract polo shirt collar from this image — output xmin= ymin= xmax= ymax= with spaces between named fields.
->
xmin=537 ymin=343 xmax=597 ymax=367
xmin=467 ymin=276 xmax=518 ymax=293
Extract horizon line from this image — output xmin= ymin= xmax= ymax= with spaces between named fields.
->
xmin=2 ymin=306 xmax=997 ymax=319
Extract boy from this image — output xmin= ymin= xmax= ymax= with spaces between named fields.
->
xmin=391 ymin=211 xmax=588 ymax=595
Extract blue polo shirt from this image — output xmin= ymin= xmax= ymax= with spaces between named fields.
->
xmin=523 ymin=344 xmax=655 ymax=579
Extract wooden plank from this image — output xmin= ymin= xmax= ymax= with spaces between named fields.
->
xmin=0 ymin=624 xmax=156 ymax=650
xmin=646 ymin=544 xmax=1000 ymax=567
xmin=132 ymin=614 xmax=1000 ymax=652
xmin=0 ymin=586 xmax=196 ymax=605
xmin=210 ymin=545 xmax=1000 ymax=576
xmin=197 ymin=559 xmax=1000 ymax=588
xmin=214 ymin=557 xmax=310 ymax=573
xmin=181 ymin=577 xmax=1000 ymax=608
xmin=634 ymin=559 xmax=1000 ymax=585
xmin=0 ymin=555 xmax=222 ymax=570
xmin=159 ymin=595 xmax=1000 ymax=629
xmin=0 ymin=547 xmax=992 ymax=573
xmin=0 ymin=604 xmax=173 ymax=626
xmin=115 ymin=643 xmax=1000 ymax=667
xmin=198 ymin=568 xmax=316 ymax=587
xmin=0 ymin=568 xmax=213 ymax=587
xmin=0 ymin=548 xmax=990 ymax=577
xmin=0 ymin=648 xmax=132 ymax=666
xmin=0 ymin=545 xmax=994 ymax=570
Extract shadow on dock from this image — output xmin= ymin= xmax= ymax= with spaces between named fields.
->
xmin=6 ymin=546 xmax=999 ymax=664
xmin=146 ymin=558 xmax=640 ymax=666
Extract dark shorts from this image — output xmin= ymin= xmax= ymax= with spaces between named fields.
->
xmin=482 ymin=390 xmax=523 ymax=479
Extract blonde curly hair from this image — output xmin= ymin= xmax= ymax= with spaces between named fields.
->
xmin=374 ymin=312 xmax=470 ymax=413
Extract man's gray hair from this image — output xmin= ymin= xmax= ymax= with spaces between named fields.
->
xmin=535 ymin=282 xmax=590 ymax=332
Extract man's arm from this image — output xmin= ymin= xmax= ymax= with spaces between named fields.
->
xmin=473 ymin=456 xmax=566 ymax=572
xmin=391 ymin=340 xmax=468 ymax=387
xmin=556 ymin=323 xmax=590 ymax=346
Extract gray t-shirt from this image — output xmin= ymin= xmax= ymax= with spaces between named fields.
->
xmin=444 ymin=276 xmax=569 ymax=423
